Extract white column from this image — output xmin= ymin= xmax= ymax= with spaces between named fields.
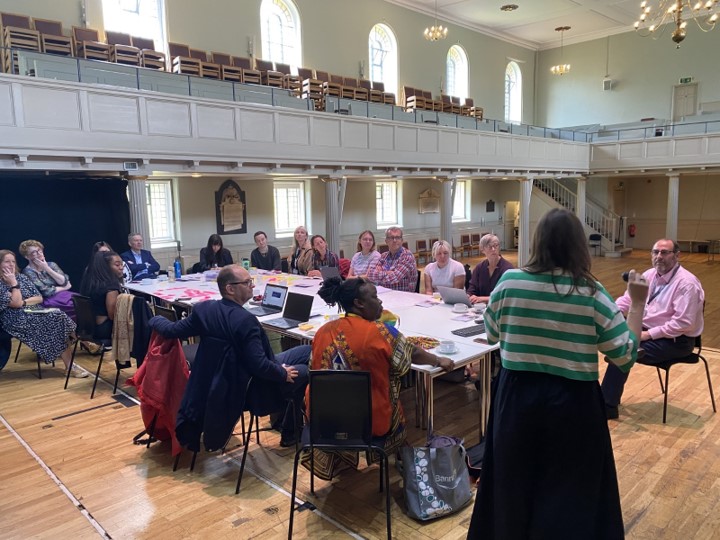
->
xmin=127 ymin=176 xmax=151 ymax=243
xmin=323 ymin=177 xmax=342 ymax=254
xmin=518 ymin=177 xmax=534 ymax=267
xmin=666 ymin=173 xmax=680 ymax=240
xmin=575 ymin=176 xmax=587 ymax=227
xmin=440 ymin=177 xmax=455 ymax=244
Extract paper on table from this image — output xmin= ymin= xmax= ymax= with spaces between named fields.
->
xmin=451 ymin=313 xmax=475 ymax=322
xmin=414 ymin=300 xmax=438 ymax=308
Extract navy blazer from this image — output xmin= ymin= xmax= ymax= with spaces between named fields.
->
xmin=148 ymin=298 xmax=287 ymax=452
xmin=120 ymin=249 xmax=161 ymax=279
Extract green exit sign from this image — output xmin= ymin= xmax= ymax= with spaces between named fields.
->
xmin=679 ymin=77 xmax=693 ymax=84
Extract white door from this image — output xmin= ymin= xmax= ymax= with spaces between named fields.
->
xmin=671 ymin=83 xmax=698 ymax=122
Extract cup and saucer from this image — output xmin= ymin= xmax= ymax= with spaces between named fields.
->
xmin=471 ymin=302 xmax=487 ymax=314
xmin=452 ymin=303 xmax=469 ymax=314
xmin=436 ymin=340 xmax=459 ymax=355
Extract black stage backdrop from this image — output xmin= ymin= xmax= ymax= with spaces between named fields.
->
xmin=0 ymin=175 xmax=131 ymax=290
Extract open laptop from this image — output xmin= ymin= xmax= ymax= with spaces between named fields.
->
xmin=320 ymin=266 xmax=342 ymax=281
xmin=246 ymin=283 xmax=288 ymax=317
xmin=263 ymin=292 xmax=315 ymax=329
xmin=437 ymin=285 xmax=472 ymax=307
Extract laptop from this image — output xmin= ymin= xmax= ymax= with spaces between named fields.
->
xmin=320 ymin=266 xmax=342 ymax=281
xmin=264 ymin=292 xmax=315 ymax=329
xmin=437 ymin=285 xmax=472 ymax=307
xmin=246 ymin=284 xmax=288 ymax=317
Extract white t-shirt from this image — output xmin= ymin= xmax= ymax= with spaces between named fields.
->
xmin=424 ymin=259 xmax=465 ymax=291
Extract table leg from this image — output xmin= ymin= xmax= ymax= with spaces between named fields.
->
xmin=478 ymin=352 xmax=492 ymax=442
xmin=426 ymin=372 xmax=434 ymax=435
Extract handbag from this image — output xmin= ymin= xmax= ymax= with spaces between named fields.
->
xmin=400 ymin=439 xmax=473 ymax=521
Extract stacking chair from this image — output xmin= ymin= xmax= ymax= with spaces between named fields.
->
xmin=275 ymin=62 xmax=301 ymax=95
xmin=1 ymin=12 xmax=41 ymax=73
xmin=105 ymin=31 xmax=140 ymax=66
xmin=470 ymin=233 xmax=481 ymax=257
xmin=464 ymin=97 xmax=483 ymax=118
xmin=441 ymin=94 xmax=460 ymax=114
xmin=298 ymin=67 xmax=323 ymax=108
xmin=345 ymin=77 xmax=368 ymax=100
xmin=423 ymin=90 xmax=442 ymax=111
xmin=33 ymin=18 xmax=73 ymax=57
xmin=373 ymin=81 xmax=395 ymax=105
xmin=404 ymin=86 xmax=426 ymax=111
xmin=11 ymin=340 xmax=52 ymax=379
xmin=64 ymin=295 xmax=112 ymax=399
xmin=189 ymin=48 xmax=220 ymax=79
xmin=330 ymin=73 xmax=354 ymax=99
xmin=378 ymin=244 xmax=389 ymax=254
xmin=131 ymin=36 xmax=166 ymax=70
xmin=360 ymin=79 xmax=382 ymax=103
xmin=255 ymin=58 xmax=283 ymax=87
xmin=211 ymin=52 xmax=242 ymax=82
xmin=288 ymin=371 xmax=391 ymax=540
xmin=415 ymin=239 xmax=430 ymax=265
xmin=460 ymin=234 xmax=472 ymax=258
xmin=232 ymin=56 xmax=261 ymax=84
xmin=588 ymin=233 xmax=602 ymax=256
xmin=314 ymin=70 xmax=341 ymax=101
xmin=168 ymin=42 xmax=201 ymax=76
xmin=72 ymin=27 xmax=110 ymax=62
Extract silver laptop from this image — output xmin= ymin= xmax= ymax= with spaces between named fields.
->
xmin=437 ymin=286 xmax=472 ymax=307
xmin=264 ymin=292 xmax=315 ymax=329
xmin=246 ymin=284 xmax=288 ymax=317
xmin=320 ymin=266 xmax=342 ymax=281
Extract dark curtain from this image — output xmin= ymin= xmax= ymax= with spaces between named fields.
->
xmin=0 ymin=175 xmax=130 ymax=290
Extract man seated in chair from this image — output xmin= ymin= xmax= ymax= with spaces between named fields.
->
xmin=250 ymin=231 xmax=281 ymax=271
xmin=121 ymin=233 xmax=161 ymax=280
xmin=148 ymin=264 xmax=310 ymax=450
xmin=366 ymin=226 xmax=417 ymax=292
xmin=601 ymin=239 xmax=704 ymax=420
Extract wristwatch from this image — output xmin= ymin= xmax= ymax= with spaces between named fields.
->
xmin=10 ymin=284 xmax=20 ymax=290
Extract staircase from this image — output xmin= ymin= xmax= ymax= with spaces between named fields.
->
xmin=534 ymin=178 xmax=630 ymax=257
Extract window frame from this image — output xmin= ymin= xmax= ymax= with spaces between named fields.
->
xmin=260 ymin=0 xmax=302 ymax=68
xmin=273 ymin=180 xmax=306 ymax=238
xmin=451 ymin=180 xmax=471 ymax=223
xmin=446 ymin=45 xmax=468 ymax=100
xmin=146 ymin=179 xmax=176 ymax=247
xmin=368 ymin=23 xmax=398 ymax=97
xmin=101 ymin=0 xmax=167 ymax=55
xmin=376 ymin=180 xmax=402 ymax=228
xmin=504 ymin=61 xmax=522 ymax=125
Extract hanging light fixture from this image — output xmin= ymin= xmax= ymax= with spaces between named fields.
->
xmin=634 ymin=0 xmax=718 ymax=47
xmin=550 ymin=26 xmax=571 ymax=75
xmin=424 ymin=0 xmax=449 ymax=41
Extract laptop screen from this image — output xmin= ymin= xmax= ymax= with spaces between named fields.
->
xmin=282 ymin=292 xmax=314 ymax=321
xmin=262 ymin=284 xmax=288 ymax=309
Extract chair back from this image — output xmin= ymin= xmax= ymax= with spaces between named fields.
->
xmin=154 ymin=305 xmax=178 ymax=322
xmin=451 ymin=96 xmax=461 ymax=105
xmin=168 ymin=42 xmax=190 ymax=57
xmin=308 ymin=371 xmax=372 ymax=447
xmin=330 ymin=73 xmax=344 ymax=84
xmin=33 ymin=18 xmax=63 ymax=35
xmin=212 ymin=52 xmax=232 ymax=66
xmin=73 ymin=26 xmax=101 ymax=42
xmin=378 ymin=244 xmax=389 ymax=253
xmin=275 ymin=62 xmax=291 ymax=75
xmin=373 ymin=81 xmax=385 ymax=91
xmin=1 ymin=12 xmax=32 ymax=29
xmin=416 ymin=239 xmax=427 ymax=252
xmin=105 ymin=30 xmax=132 ymax=46
xmin=441 ymin=94 xmax=451 ymax=105
xmin=315 ymin=70 xmax=330 ymax=82
xmin=422 ymin=90 xmax=432 ymax=100
xmin=415 ymin=270 xmax=421 ymax=293
xmin=131 ymin=36 xmax=155 ymax=50
xmin=429 ymin=237 xmax=439 ymax=247
xmin=188 ymin=48 xmax=208 ymax=61
xmin=461 ymin=233 xmax=471 ymax=246
xmin=358 ymin=79 xmax=372 ymax=90
xmin=232 ymin=56 xmax=252 ymax=69
xmin=255 ymin=58 xmax=274 ymax=71
xmin=465 ymin=97 xmax=474 ymax=107
xmin=71 ymin=295 xmax=98 ymax=341
xmin=297 ymin=67 xmax=314 ymax=80
xmin=344 ymin=77 xmax=358 ymax=87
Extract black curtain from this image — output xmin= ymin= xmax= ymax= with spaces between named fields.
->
xmin=0 ymin=174 xmax=130 ymax=290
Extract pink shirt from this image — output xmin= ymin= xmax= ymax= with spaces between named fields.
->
xmin=615 ymin=264 xmax=704 ymax=339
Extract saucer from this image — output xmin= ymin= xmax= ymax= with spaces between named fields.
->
xmin=437 ymin=346 xmax=459 ymax=355
xmin=452 ymin=307 xmax=468 ymax=314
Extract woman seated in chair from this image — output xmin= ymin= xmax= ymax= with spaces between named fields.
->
xmin=347 ymin=230 xmax=381 ymax=278
xmin=467 ymin=234 xmax=513 ymax=305
xmin=290 ymin=225 xmax=313 ymax=275
xmin=83 ymin=241 xmax=132 ymax=284
xmin=80 ymin=251 xmax=125 ymax=340
xmin=306 ymin=234 xmax=339 ymax=278
xmin=303 ymin=276 xmax=453 ymax=480
xmin=19 ymin=239 xmax=76 ymax=320
xmin=423 ymin=240 xmax=466 ymax=294
xmin=0 ymin=249 xmax=85 ymax=377
xmin=197 ymin=234 xmax=233 ymax=271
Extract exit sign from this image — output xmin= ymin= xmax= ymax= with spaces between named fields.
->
xmin=679 ymin=77 xmax=693 ymax=84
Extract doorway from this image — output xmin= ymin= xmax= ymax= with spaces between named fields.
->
xmin=671 ymin=83 xmax=698 ymax=122
xmin=504 ymin=201 xmax=519 ymax=249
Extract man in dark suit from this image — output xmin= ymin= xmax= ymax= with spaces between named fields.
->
xmin=121 ymin=233 xmax=161 ymax=279
xmin=148 ymin=264 xmax=309 ymax=451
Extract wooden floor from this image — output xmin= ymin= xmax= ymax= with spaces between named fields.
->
xmin=1 ymin=249 xmax=719 ymax=539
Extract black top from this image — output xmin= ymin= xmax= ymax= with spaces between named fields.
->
xmin=90 ymin=285 xmax=121 ymax=316
xmin=250 ymin=245 xmax=282 ymax=271
xmin=198 ymin=247 xmax=234 ymax=271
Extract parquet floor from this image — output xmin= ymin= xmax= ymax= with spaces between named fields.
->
xmin=1 ymin=250 xmax=719 ymax=539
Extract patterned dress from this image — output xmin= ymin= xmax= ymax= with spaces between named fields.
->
xmin=0 ymin=274 xmax=76 ymax=363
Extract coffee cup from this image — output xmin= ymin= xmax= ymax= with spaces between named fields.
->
xmin=141 ymin=278 xmax=152 ymax=285
xmin=452 ymin=303 xmax=468 ymax=313
xmin=472 ymin=302 xmax=487 ymax=313
xmin=438 ymin=340 xmax=456 ymax=353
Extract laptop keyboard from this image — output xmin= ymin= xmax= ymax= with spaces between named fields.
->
xmin=451 ymin=323 xmax=486 ymax=338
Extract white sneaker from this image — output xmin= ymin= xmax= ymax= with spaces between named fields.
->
xmin=70 ymin=366 xmax=89 ymax=378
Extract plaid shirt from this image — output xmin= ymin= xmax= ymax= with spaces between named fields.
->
xmin=366 ymin=247 xmax=417 ymax=292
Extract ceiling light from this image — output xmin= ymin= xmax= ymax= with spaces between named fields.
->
xmin=550 ymin=26 xmax=571 ymax=76
xmin=634 ymin=0 xmax=718 ymax=47
xmin=424 ymin=0 xmax=449 ymax=41
xmin=500 ymin=4 xmax=519 ymax=11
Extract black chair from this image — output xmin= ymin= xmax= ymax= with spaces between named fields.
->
xmin=588 ymin=233 xmax=602 ymax=256
xmin=11 ymin=339 xmax=51 ymax=378
xmin=153 ymin=305 xmax=198 ymax=368
xmin=64 ymin=295 xmax=112 ymax=399
xmin=288 ymin=370 xmax=391 ymax=540
xmin=645 ymin=334 xmax=716 ymax=423
xmin=414 ymin=269 xmax=421 ymax=293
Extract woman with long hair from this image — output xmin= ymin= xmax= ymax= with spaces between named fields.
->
xmin=347 ymin=230 xmax=381 ymax=278
xmin=306 ymin=234 xmax=339 ymax=278
xmin=289 ymin=225 xmax=313 ymax=275
xmin=467 ymin=208 xmax=648 ymax=539
xmin=198 ymin=234 xmax=233 ymax=271
xmin=80 ymin=251 xmax=125 ymax=340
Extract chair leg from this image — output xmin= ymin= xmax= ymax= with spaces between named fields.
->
xmin=656 ymin=367 xmax=665 ymax=393
xmin=14 ymin=341 xmax=21 ymax=363
xmin=64 ymin=339 xmax=79 ymax=390
xmin=662 ymin=367 xmax=670 ymax=424
xmin=90 ymin=349 xmax=105 ymax=399
xmin=288 ymin=448 xmax=303 ymax=540
xmin=113 ymin=364 xmax=122 ymax=394
xmin=146 ymin=413 xmax=158 ymax=448
xmin=36 ymin=352 xmax=42 ymax=380
xmin=235 ymin=415 xmax=255 ymax=494
xmin=382 ymin=453 xmax=391 ymax=540
xmin=172 ymin=452 xmax=181 ymax=471
xmin=189 ymin=451 xmax=198 ymax=471
xmin=700 ymin=356 xmax=717 ymax=413
xmin=310 ymin=444 xmax=315 ymax=495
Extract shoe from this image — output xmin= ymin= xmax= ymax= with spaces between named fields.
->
xmin=70 ymin=366 xmax=89 ymax=378
xmin=115 ymin=360 xmax=132 ymax=369
xmin=605 ymin=405 xmax=619 ymax=420
xmin=80 ymin=341 xmax=102 ymax=355
xmin=279 ymin=435 xmax=298 ymax=448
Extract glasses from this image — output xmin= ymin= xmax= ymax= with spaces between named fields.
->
xmin=486 ymin=243 xmax=500 ymax=249
xmin=651 ymin=249 xmax=676 ymax=256
xmin=230 ymin=279 xmax=254 ymax=287
xmin=27 ymin=249 xmax=43 ymax=256
xmin=386 ymin=236 xmax=403 ymax=241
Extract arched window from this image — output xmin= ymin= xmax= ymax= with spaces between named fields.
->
xmin=260 ymin=0 xmax=301 ymax=67
xmin=446 ymin=45 xmax=468 ymax=99
xmin=368 ymin=24 xmax=398 ymax=97
xmin=102 ymin=0 xmax=166 ymax=52
xmin=504 ymin=61 xmax=522 ymax=124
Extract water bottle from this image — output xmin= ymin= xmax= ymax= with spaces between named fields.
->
xmin=167 ymin=265 xmax=176 ymax=282
xmin=242 ymin=258 xmax=250 ymax=270
xmin=174 ymin=259 xmax=182 ymax=279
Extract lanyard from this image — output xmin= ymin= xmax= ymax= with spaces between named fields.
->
xmin=647 ymin=264 xmax=680 ymax=305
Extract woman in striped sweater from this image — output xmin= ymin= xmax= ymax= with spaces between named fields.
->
xmin=467 ymin=208 xmax=648 ymax=540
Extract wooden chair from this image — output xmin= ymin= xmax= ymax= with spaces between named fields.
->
xmin=168 ymin=42 xmax=201 ymax=76
xmin=33 ymin=18 xmax=73 ymax=57
xmin=470 ymin=233 xmax=481 ymax=257
xmin=231 ymin=56 xmax=261 ymax=84
xmin=464 ymin=97 xmax=483 ymax=119
xmin=105 ymin=31 xmax=140 ymax=66
xmin=211 ymin=52 xmax=242 ymax=82
xmin=423 ymin=90 xmax=442 ymax=111
xmin=441 ymin=94 xmax=461 ymax=114
xmin=359 ymin=79 xmax=382 ymax=103
xmin=1 ymin=12 xmax=41 ymax=73
xmin=275 ymin=62 xmax=301 ymax=96
xmin=415 ymin=239 xmax=430 ymax=264
xmin=131 ymin=36 xmax=166 ymax=70
xmin=298 ymin=67 xmax=323 ymax=108
xmin=255 ymin=58 xmax=283 ymax=87
xmin=345 ymin=77 xmax=368 ymax=101
xmin=373 ymin=81 xmax=395 ymax=105
xmin=459 ymin=234 xmax=472 ymax=258
xmin=378 ymin=244 xmax=389 ymax=254
xmin=315 ymin=70 xmax=342 ymax=99
xmin=404 ymin=86 xmax=426 ymax=111
xmin=72 ymin=27 xmax=110 ymax=62
xmin=189 ymin=48 xmax=221 ymax=79
xmin=330 ymin=73 xmax=354 ymax=99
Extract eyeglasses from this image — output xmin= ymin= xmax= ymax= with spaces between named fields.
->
xmin=386 ymin=236 xmax=403 ymax=241
xmin=651 ymin=249 xmax=676 ymax=256
xmin=27 ymin=249 xmax=43 ymax=256
xmin=229 ymin=279 xmax=254 ymax=287
xmin=486 ymin=243 xmax=500 ymax=249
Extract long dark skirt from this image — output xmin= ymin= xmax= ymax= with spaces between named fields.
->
xmin=467 ymin=368 xmax=624 ymax=540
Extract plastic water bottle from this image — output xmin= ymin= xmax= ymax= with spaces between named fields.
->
xmin=174 ymin=259 xmax=182 ymax=279
xmin=167 ymin=265 xmax=176 ymax=282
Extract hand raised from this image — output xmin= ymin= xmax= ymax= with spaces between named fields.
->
xmin=625 ymin=269 xmax=649 ymax=304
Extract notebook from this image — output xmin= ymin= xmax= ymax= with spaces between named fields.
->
xmin=320 ymin=266 xmax=342 ymax=281
xmin=263 ymin=292 xmax=315 ymax=329
xmin=246 ymin=283 xmax=288 ymax=317
xmin=437 ymin=285 xmax=472 ymax=307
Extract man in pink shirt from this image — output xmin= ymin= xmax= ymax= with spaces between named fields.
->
xmin=601 ymin=239 xmax=704 ymax=419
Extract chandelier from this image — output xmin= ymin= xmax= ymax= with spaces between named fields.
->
xmin=550 ymin=26 xmax=571 ymax=76
xmin=424 ymin=0 xmax=449 ymax=41
xmin=634 ymin=0 xmax=719 ymax=47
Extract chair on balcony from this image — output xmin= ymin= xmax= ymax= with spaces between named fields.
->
xmin=211 ymin=52 xmax=242 ymax=82
xmin=105 ymin=31 xmax=140 ymax=66
xmin=1 ymin=12 xmax=41 ymax=73
xmin=33 ymin=18 xmax=73 ymax=57
xmin=168 ymin=42 xmax=201 ymax=76
xmin=440 ymin=94 xmax=459 ymax=114
xmin=255 ymin=58 xmax=283 ymax=87
xmin=359 ymin=79 xmax=382 ymax=103
xmin=189 ymin=48 xmax=221 ymax=79
xmin=131 ymin=36 xmax=166 ymax=70
xmin=464 ymin=97 xmax=483 ymax=118
xmin=275 ymin=62 xmax=301 ymax=95
xmin=315 ymin=70 xmax=342 ymax=99
xmin=373 ymin=81 xmax=395 ymax=105
xmin=345 ymin=77 xmax=368 ymax=101
xmin=330 ymin=73 xmax=354 ymax=99
xmin=404 ymin=86 xmax=425 ymax=111
xmin=423 ymin=90 xmax=442 ymax=111
xmin=72 ymin=27 xmax=110 ymax=62
xmin=298 ymin=67 xmax=323 ymax=108
xmin=232 ymin=56 xmax=261 ymax=84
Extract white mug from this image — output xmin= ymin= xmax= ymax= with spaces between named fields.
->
xmin=452 ymin=303 xmax=468 ymax=313
xmin=438 ymin=340 xmax=455 ymax=353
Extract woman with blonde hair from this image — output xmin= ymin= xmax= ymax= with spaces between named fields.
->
xmin=423 ymin=240 xmax=465 ymax=294
xmin=289 ymin=225 xmax=313 ymax=275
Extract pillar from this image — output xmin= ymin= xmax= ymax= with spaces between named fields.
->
xmin=666 ymin=173 xmax=679 ymax=240
xmin=518 ymin=177 xmax=534 ymax=267
xmin=127 ymin=176 xmax=151 ymax=244
xmin=575 ymin=176 xmax=587 ymax=227
xmin=323 ymin=176 xmax=346 ymax=254
xmin=439 ymin=177 xmax=455 ymax=244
